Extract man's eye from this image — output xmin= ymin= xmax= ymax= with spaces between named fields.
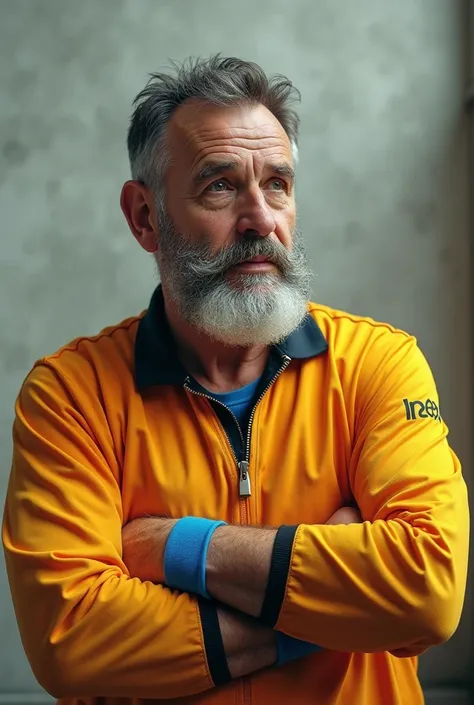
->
xmin=268 ymin=179 xmax=285 ymax=191
xmin=207 ymin=180 xmax=230 ymax=192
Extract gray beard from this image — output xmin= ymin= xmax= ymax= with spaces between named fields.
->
xmin=154 ymin=210 xmax=313 ymax=347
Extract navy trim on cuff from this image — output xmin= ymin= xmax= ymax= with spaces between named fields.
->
xmin=259 ymin=524 xmax=299 ymax=628
xmin=198 ymin=597 xmax=231 ymax=687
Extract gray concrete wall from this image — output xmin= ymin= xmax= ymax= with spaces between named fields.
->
xmin=0 ymin=1 xmax=471 ymax=703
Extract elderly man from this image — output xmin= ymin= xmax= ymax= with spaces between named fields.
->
xmin=3 ymin=55 xmax=469 ymax=705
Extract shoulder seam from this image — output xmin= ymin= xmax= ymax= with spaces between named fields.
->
xmin=307 ymin=305 xmax=413 ymax=340
xmin=43 ymin=315 xmax=142 ymax=363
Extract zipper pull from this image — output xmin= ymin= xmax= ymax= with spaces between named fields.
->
xmin=239 ymin=461 xmax=251 ymax=497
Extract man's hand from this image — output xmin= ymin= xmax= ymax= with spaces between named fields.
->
xmin=122 ymin=506 xmax=362 ymax=584
xmin=325 ymin=506 xmax=362 ymax=525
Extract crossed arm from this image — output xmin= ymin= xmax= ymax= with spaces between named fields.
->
xmin=121 ymin=518 xmax=275 ymax=614
xmin=121 ymin=507 xmax=360 ymax=678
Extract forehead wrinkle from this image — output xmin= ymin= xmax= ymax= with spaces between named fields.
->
xmin=187 ymin=124 xmax=289 ymax=149
xmin=188 ymin=135 xmax=291 ymax=172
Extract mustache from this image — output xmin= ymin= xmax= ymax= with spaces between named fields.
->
xmin=184 ymin=236 xmax=301 ymax=279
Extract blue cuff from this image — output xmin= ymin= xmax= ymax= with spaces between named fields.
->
xmin=276 ymin=632 xmax=322 ymax=665
xmin=163 ymin=517 xmax=227 ymax=598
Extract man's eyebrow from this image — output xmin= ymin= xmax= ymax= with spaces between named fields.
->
xmin=192 ymin=160 xmax=295 ymax=184
xmin=269 ymin=163 xmax=295 ymax=183
xmin=193 ymin=161 xmax=238 ymax=184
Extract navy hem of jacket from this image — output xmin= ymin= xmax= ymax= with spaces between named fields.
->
xmin=198 ymin=597 xmax=231 ymax=686
xmin=260 ymin=524 xmax=299 ymax=628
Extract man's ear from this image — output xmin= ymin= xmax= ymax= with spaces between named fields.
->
xmin=120 ymin=180 xmax=159 ymax=253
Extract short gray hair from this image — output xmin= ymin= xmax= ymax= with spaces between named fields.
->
xmin=127 ymin=55 xmax=301 ymax=196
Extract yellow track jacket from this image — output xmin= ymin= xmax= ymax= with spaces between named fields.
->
xmin=2 ymin=286 xmax=469 ymax=705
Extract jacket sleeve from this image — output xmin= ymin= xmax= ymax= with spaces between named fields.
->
xmin=2 ymin=363 xmax=230 ymax=699
xmin=260 ymin=332 xmax=469 ymax=655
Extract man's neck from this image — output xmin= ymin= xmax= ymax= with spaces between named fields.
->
xmin=163 ymin=295 xmax=270 ymax=394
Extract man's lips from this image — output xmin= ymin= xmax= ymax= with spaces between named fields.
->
xmin=232 ymin=259 xmax=275 ymax=269
xmin=232 ymin=256 xmax=276 ymax=267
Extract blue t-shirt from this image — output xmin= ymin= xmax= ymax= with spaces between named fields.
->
xmin=205 ymin=377 xmax=261 ymax=430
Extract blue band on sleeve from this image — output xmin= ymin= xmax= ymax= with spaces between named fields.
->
xmin=163 ymin=517 xmax=227 ymax=598
xmin=276 ymin=632 xmax=322 ymax=666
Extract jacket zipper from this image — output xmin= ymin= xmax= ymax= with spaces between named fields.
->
xmin=183 ymin=378 xmax=244 ymax=463
xmin=238 ymin=358 xmax=290 ymax=705
xmin=184 ymin=355 xmax=290 ymax=705
xmin=183 ymin=354 xmax=291 ymax=500
xmin=239 ymin=354 xmax=291 ymax=496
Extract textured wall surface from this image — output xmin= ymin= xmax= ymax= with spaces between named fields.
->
xmin=0 ymin=0 xmax=471 ymax=701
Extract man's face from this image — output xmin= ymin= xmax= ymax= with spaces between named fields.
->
xmin=155 ymin=101 xmax=312 ymax=346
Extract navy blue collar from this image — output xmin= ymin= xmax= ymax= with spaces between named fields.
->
xmin=134 ymin=286 xmax=328 ymax=389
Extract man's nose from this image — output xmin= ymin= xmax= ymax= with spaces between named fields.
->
xmin=236 ymin=189 xmax=276 ymax=237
